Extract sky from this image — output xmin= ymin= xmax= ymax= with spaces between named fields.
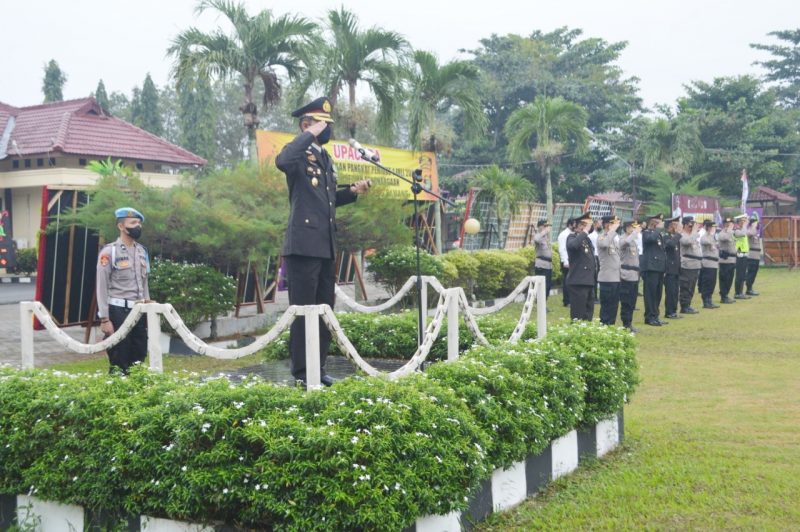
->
xmin=0 ymin=0 xmax=794 ymax=110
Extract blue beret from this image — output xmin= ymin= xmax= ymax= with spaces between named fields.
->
xmin=115 ymin=207 xmax=144 ymax=222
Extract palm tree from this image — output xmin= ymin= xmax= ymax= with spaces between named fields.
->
xmin=168 ymin=0 xmax=317 ymax=150
xmin=505 ymin=96 xmax=589 ymax=219
xmin=469 ymin=165 xmax=535 ymax=247
xmin=317 ymin=7 xmax=407 ymax=140
xmin=405 ymin=50 xmax=487 ymax=152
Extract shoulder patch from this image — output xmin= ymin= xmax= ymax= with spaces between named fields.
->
xmin=99 ymin=254 xmax=110 ymax=267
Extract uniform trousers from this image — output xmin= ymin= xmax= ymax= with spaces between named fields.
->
xmin=664 ymin=273 xmax=679 ymax=315
xmin=679 ymin=268 xmax=700 ymax=310
xmin=641 ymin=271 xmax=663 ymax=323
xmin=285 ymin=255 xmax=336 ymax=380
xmin=106 ymin=304 xmax=148 ymax=373
xmin=699 ymin=267 xmax=718 ymax=299
xmin=719 ymin=263 xmax=736 ymax=298
xmin=734 ymin=256 xmax=748 ymax=295
xmin=561 ymin=266 xmax=570 ymax=305
xmin=534 ymin=267 xmax=552 ymax=300
xmin=567 ymin=284 xmax=594 ymax=321
xmin=746 ymin=259 xmax=760 ymax=291
xmin=598 ymin=281 xmax=620 ymax=325
xmin=619 ymin=280 xmax=638 ymax=327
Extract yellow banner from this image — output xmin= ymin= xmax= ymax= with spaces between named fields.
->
xmin=256 ymin=130 xmax=439 ymax=201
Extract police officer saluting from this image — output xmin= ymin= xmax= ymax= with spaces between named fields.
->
xmin=640 ymin=213 xmax=668 ymax=326
xmin=532 ymin=219 xmax=553 ymax=301
xmin=717 ymin=216 xmax=737 ymax=304
xmin=619 ymin=220 xmax=641 ymax=332
xmin=745 ymin=214 xmax=762 ymax=296
xmin=663 ymin=216 xmax=682 ymax=319
xmin=565 ymin=212 xmax=596 ymax=321
xmin=96 ymin=208 xmax=150 ymax=374
xmin=733 ymin=214 xmax=751 ymax=299
xmin=596 ymin=215 xmax=621 ymax=326
xmin=678 ymin=216 xmax=702 ymax=315
xmin=276 ymin=97 xmax=371 ymax=387
xmin=699 ymin=219 xmax=720 ymax=309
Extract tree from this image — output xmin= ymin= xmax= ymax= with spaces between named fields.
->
xmin=42 ymin=59 xmax=67 ymax=102
xmin=169 ymin=0 xmax=317 ymax=152
xmin=108 ymin=91 xmax=132 ymax=122
xmin=405 ymin=50 xmax=486 ymax=153
xmin=751 ymin=29 xmax=800 ymax=108
xmin=94 ymin=80 xmax=110 ymax=114
xmin=178 ymin=75 xmax=218 ymax=164
xmin=469 ymin=165 xmax=535 ymax=246
xmin=129 ymin=87 xmax=142 ymax=129
xmin=316 ymin=7 xmax=407 ymax=140
xmin=137 ymin=74 xmax=163 ymax=136
xmin=505 ymin=96 xmax=589 ymax=217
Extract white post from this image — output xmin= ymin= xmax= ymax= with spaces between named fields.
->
xmin=420 ymin=277 xmax=428 ymax=332
xmin=304 ymin=307 xmax=322 ymax=390
xmin=146 ymin=306 xmax=163 ymax=373
xmin=536 ymin=277 xmax=547 ymax=339
xmin=447 ymin=290 xmax=459 ymax=361
xmin=20 ymin=302 xmax=35 ymax=369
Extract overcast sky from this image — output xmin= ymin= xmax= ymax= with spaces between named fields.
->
xmin=1 ymin=0 xmax=793 ymax=110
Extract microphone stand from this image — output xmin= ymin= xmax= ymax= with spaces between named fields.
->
xmin=355 ymin=149 xmax=455 ymax=347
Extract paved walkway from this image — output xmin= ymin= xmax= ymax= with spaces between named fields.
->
xmin=0 ymin=278 xmax=393 ymax=369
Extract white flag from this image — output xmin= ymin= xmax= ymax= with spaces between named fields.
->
xmin=740 ymin=169 xmax=749 ymax=213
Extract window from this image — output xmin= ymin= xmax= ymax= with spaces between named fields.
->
xmin=12 ymin=160 xmax=19 ymax=169
xmin=79 ymin=158 xmax=87 ymax=166
xmin=136 ymin=162 xmax=143 ymax=170
xmin=37 ymin=158 xmax=44 ymax=167
xmin=24 ymin=159 xmax=31 ymax=168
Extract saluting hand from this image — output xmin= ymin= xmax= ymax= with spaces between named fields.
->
xmin=306 ymin=120 xmax=328 ymax=138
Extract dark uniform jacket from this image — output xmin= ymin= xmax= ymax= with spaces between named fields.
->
xmin=565 ymin=232 xmax=596 ymax=286
xmin=276 ymin=131 xmax=358 ymax=259
xmin=663 ymin=232 xmax=682 ymax=275
xmin=640 ymin=228 xmax=666 ymax=273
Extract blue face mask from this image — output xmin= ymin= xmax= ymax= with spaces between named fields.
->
xmin=317 ymin=124 xmax=332 ymax=145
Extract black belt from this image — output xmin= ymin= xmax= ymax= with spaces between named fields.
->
xmin=621 ymin=265 xmax=640 ymax=271
xmin=684 ymin=254 xmax=702 ymax=260
xmin=703 ymin=256 xmax=719 ymax=262
xmin=537 ymin=256 xmax=552 ymax=262
xmin=720 ymin=250 xmax=733 ymax=259
xmin=750 ymin=248 xmax=761 ymax=252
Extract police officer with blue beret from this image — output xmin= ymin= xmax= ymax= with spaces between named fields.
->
xmin=276 ymin=97 xmax=371 ymax=387
xmin=96 ymin=207 xmax=150 ymax=373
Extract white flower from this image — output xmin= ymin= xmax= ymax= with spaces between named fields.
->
xmin=351 ymin=436 xmax=359 ymax=444
xmin=201 ymin=422 xmax=211 ymax=433
xmin=223 ymin=488 xmax=229 ymax=494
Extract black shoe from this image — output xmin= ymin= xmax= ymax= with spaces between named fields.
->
xmin=628 ymin=326 xmax=639 ymax=333
xmin=664 ymin=313 xmax=682 ymax=319
xmin=680 ymin=307 xmax=700 ymax=314
xmin=320 ymin=374 xmax=338 ymax=387
xmin=657 ymin=319 xmax=669 ymax=325
xmin=734 ymin=293 xmax=750 ymax=300
xmin=645 ymin=319 xmax=662 ymax=326
xmin=721 ymin=296 xmax=736 ymax=304
xmin=703 ymin=300 xmax=720 ymax=309
xmin=746 ymin=290 xmax=759 ymax=296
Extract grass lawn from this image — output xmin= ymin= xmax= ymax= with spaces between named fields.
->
xmin=479 ymin=267 xmax=800 ymax=530
xmin=49 ymin=351 xmax=265 ymax=374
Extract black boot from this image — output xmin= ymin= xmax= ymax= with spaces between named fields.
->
xmin=703 ymin=297 xmax=719 ymax=309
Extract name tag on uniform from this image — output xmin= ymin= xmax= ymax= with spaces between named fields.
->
xmin=116 ymin=259 xmax=131 ymax=269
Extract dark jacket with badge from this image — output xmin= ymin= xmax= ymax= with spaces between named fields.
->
xmin=663 ymin=232 xmax=682 ymax=275
xmin=640 ymin=228 xmax=666 ymax=273
xmin=276 ymin=131 xmax=357 ymax=259
xmin=565 ymin=232 xmax=596 ymax=285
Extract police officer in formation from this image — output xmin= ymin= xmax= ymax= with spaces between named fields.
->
xmin=618 ymin=220 xmax=641 ymax=332
xmin=717 ymin=216 xmax=738 ymax=303
xmin=662 ymin=215 xmax=682 ymax=319
xmin=96 ymin=207 xmax=150 ymax=374
xmin=565 ymin=212 xmax=596 ymax=321
xmin=596 ymin=215 xmax=621 ymax=325
xmin=745 ymin=214 xmax=762 ymax=296
xmin=276 ymin=96 xmax=372 ymax=387
xmin=557 ymin=217 xmax=575 ymax=307
xmin=533 ymin=219 xmax=553 ymax=301
xmin=640 ymin=213 xmax=668 ymax=326
xmin=699 ymin=219 xmax=720 ymax=309
xmin=733 ymin=214 xmax=751 ymax=299
xmin=678 ymin=216 xmax=702 ymax=315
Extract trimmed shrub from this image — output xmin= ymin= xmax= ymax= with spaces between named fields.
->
xmin=367 ymin=246 xmax=445 ymax=296
xmin=12 ymin=247 xmax=37 ymax=276
xmin=440 ymin=250 xmax=480 ymax=298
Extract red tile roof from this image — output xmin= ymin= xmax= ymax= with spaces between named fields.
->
xmin=593 ymin=191 xmax=632 ymax=203
xmin=0 ymin=98 xmax=206 ymax=166
xmin=749 ymin=185 xmax=796 ymax=204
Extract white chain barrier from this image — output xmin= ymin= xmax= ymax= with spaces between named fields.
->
xmin=19 ymin=276 xmax=547 ymax=388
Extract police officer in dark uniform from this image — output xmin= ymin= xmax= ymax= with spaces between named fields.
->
xmin=96 ymin=207 xmax=150 ymax=374
xmin=565 ymin=212 xmax=596 ymax=321
xmin=662 ymin=215 xmax=682 ymax=319
xmin=640 ymin=213 xmax=668 ymax=326
xmin=276 ymin=97 xmax=372 ymax=386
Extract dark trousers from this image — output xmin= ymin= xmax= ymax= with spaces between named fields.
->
xmin=534 ymin=267 xmax=552 ymax=300
xmin=285 ymin=255 xmax=336 ymax=380
xmin=568 ymin=284 xmax=594 ymax=321
xmin=619 ymin=280 xmax=638 ymax=327
xmin=734 ymin=256 xmax=748 ymax=294
xmin=561 ymin=266 xmax=570 ymax=305
xmin=679 ymin=268 xmax=699 ymax=310
xmin=598 ymin=282 xmax=620 ymax=325
xmin=746 ymin=259 xmax=760 ymax=290
xmin=641 ymin=271 xmax=663 ymax=323
xmin=699 ymin=267 xmax=718 ymax=299
xmin=664 ymin=273 xmax=680 ymax=315
xmin=719 ymin=263 xmax=735 ymax=298
xmin=107 ymin=305 xmax=148 ymax=373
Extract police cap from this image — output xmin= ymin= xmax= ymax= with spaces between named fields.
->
xmin=115 ymin=207 xmax=144 ymax=222
xmin=291 ymin=96 xmax=335 ymax=123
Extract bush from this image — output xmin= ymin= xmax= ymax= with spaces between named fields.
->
xmin=149 ymin=259 xmax=237 ymax=331
xmin=12 ymin=247 xmax=37 ymax=276
xmin=440 ymin=250 xmax=480 ymax=298
xmin=472 ymin=250 xmax=528 ymax=300
xmin=367 ymin=246 xmax=445 ymax=296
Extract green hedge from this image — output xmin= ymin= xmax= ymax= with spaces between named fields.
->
xmin=0 ymin=321 xmax=638 ymax=530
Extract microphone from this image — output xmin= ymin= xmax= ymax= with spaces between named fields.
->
xmin=348 ymin=138 xmax=380 ymax=162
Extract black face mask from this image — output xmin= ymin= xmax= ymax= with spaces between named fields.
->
xmin=126 ymin=226 xmax=142 ymax=240
xmin=317 ymin=124 xmax=333 ymax=145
